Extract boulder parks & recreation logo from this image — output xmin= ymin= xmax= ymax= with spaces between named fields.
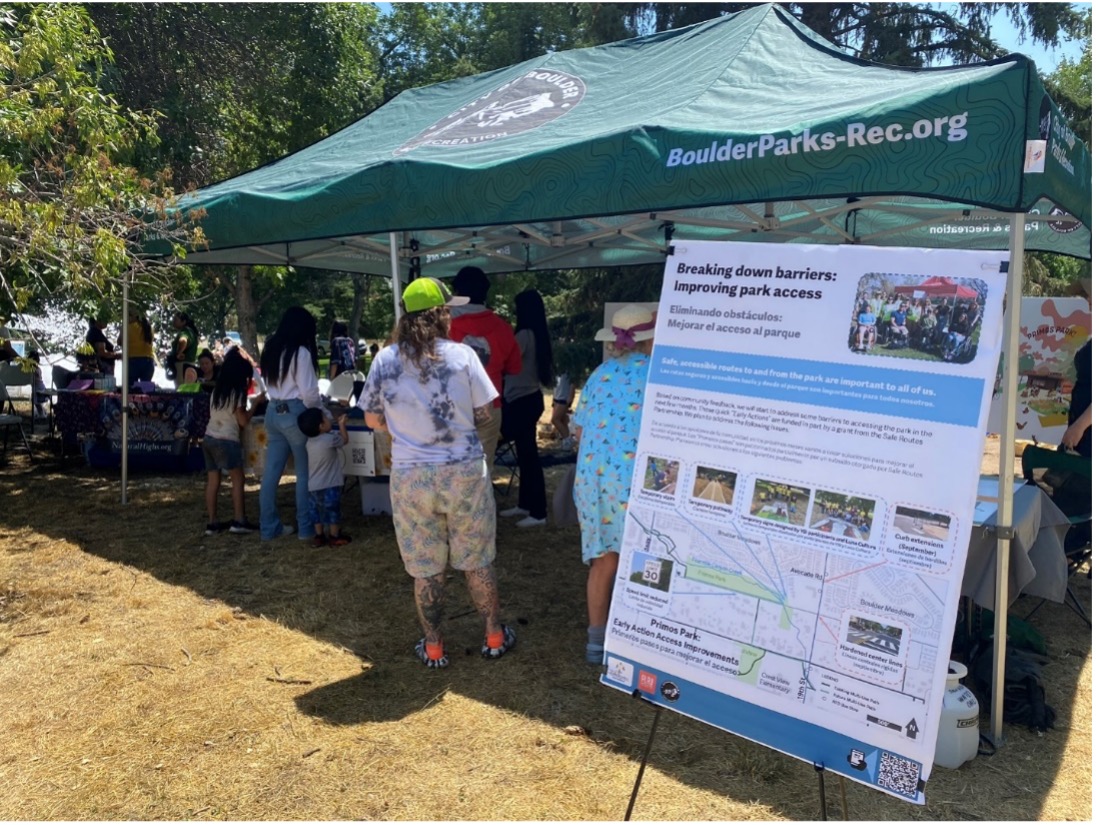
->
xmin=394 ymin=70 xmax=586 ymax=155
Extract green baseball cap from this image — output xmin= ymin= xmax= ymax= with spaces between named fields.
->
xmin=401 ymin=277 xmax=470 ymax=313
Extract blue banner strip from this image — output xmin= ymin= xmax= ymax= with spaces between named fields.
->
xmin=602 ymin=657 xmax=924 ymax=802
xmin=651 ymin=346 xmax=984 ymax=427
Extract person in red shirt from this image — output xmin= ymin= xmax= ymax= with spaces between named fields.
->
xmin=448 ymin=266 xmax=522 ymax=476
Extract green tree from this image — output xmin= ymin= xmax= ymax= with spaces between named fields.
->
xmin=610 ymin=3 xmax=1087 ymax=66
xmin=0 ymin=4 xmax=195 ymax=328
xmin=86 ymin=2 xmax=385 ymax=350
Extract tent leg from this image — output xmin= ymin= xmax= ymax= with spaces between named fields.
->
xmin=121 ymin=271 xmax=129 ymax=505
xmin=991 ymin=212 xmax=1025 ymax=745
xmin=389 ymin=232 xmax=402 ymax=323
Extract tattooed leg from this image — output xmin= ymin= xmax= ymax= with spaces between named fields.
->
xmin=413 ymin=573 xmax=448 ymax=644
xmin=464 ymin=565 xmax=502 ymax=638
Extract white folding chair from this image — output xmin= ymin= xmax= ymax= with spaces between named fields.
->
xmin=326 ymin=372 xmax=357 ymax=403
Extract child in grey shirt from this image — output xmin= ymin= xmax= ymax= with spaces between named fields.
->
xmin=297 ymin=409 xmax=350 ymax=547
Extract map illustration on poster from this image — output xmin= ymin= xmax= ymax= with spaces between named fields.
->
xmin=600 ymin=241 xmax=1006 ymax=804
xmin=988 ymin=296 xmax=1091 ymax=445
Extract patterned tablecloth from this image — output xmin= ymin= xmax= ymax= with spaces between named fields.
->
xmin=55 ymin=391 xmax=211 ymax=466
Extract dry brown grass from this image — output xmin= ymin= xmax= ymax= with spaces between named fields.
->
xmin=0 ymin=429 xmax=1090 ymax=820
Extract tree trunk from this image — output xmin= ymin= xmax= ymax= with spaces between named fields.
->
xmin=349 ymin=272 xmax=368 ymax=341
xmin=236 ymin=264 xmax=259 ymax=354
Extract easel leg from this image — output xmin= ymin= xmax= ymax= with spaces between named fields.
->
xmin=815 ymin=763 xmax=827 ymax=820
xmin=624 ymin=703 xmax=663 ymax=821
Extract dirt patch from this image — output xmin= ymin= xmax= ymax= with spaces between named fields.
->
xmin=0 ymin=429 xmax=1089 ymax=820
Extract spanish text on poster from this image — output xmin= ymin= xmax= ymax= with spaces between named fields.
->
xmin=601 ymin=241 xmax=1006 ymax=803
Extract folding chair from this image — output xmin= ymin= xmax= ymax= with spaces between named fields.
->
xmin=1021 ymin=445 xmax=1091 ymax=624
xmin=493 ymin=438 xmax=520 ymax=498
xmin=0 ymin=378 xmax=33 ymax=462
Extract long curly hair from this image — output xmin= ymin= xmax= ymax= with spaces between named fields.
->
xmin=396 ymin=306 xmax=449 ymax=371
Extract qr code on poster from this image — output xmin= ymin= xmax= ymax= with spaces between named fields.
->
xmin=351 ymin=448 xmax=369 ymax=464
xmin=877 ymin=750 xmax=921 ymax=798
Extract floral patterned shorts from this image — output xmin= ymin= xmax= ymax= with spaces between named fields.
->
xmin=390 ymin=457 xmax=496 ymax=579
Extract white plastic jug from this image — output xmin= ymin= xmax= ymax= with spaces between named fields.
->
xmin=934 ymin=660 xmax=980 ymax=769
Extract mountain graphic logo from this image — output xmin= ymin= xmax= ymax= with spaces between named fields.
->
xmin=395 ymin=70 xmax=586 ymax=155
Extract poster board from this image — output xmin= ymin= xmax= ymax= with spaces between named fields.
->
xmin=988 ymin=297 xmax=1090 ymax=444
xmin=600 ymin=241 xmax=1005 ymax=804
xmin=341 ymin=427 xmax=376 ymax=477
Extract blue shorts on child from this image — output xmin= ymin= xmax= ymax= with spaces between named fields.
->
xmin=308 ymin=485 xmax=342 ymax=526
xmin=202 ymin=436 xmax=243 ymax=471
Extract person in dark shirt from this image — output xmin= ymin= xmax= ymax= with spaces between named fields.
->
xmin=1063 ymin=279 xmax=1092 ymax=458
xmin=85 ymin=315 xmax=120 ymax=376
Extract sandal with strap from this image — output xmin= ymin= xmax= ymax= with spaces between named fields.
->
xmin=481 ymin=624 xmax=517 ymax=660
xmin=415 ymin=638 xmax=449 ymax=669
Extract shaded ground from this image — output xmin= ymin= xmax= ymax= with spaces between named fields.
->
xmin=0 ymin=427 xmax=1089 ymax=820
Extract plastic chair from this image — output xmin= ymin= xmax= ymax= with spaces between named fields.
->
xmin=326 ymin=371 xmax=359 ymax=404
xmin=1021 ymin=445 xmax=1092 ymax=624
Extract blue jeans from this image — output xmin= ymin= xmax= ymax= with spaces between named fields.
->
xmin=259 ymin=399 xmax=311 ymax=540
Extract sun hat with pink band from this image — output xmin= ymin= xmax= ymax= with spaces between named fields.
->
xmin=594 ymin=303 xmax=657 ymax=348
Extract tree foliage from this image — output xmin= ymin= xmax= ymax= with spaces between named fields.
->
xmin=87 ymin=2 xmax=383 ymax=188
xmin=82 ymin=2 xmax=385 ymax=352
xmin=4 ymin=2 xmax=1090 ymax=360
xmin=0 ymin=3 xmax=196 ymax=326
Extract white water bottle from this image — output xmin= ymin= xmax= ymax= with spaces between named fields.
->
xmin=934 ymin=660 xmax=980 ymax=769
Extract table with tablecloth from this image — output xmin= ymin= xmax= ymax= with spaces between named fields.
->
xmin=55 ymin=390 xmax=210 ymax=469
xmin=962 ymin=476 xmax=1071 ymax=610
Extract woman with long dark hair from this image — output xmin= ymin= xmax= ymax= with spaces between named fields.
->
xmin=359 ymin=277 xmax=514 ymax=667
xmin=500 ymin=288 xmax=554 ymax=527
xmin=258 ymin=306 xmax=321 ymax=541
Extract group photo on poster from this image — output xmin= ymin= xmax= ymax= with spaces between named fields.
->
xmin=601 ymin=240 xmax=1007 ymax=803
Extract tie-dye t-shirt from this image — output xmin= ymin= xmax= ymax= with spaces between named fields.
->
xmin=571 ymin=351 xmax=651 ymax=563
xmin=359 ymin=340 xmax=497 ymax=467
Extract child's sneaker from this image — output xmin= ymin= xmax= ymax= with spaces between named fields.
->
xmin=481 ymin=624 xmax=517 ymax=660
xmin=311 ymin=535 xmax=327 ymax=548
xmin=328 ymin=534 xmax=352 ymax=547
xmin=415 ymin=639 xmax=449 ymax=668
xmin=204 ymin=522 xmax=228 ymax=536
xmin=229 ymin=519 xmax=258 ymax=534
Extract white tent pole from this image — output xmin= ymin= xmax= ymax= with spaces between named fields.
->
xmin=121 ymin=272 xmax=129 ymax=505
xmin=390 ymin=232 xmax=402 ymax=322
xmin=990 ymin=212 xmax=1025 ymax=744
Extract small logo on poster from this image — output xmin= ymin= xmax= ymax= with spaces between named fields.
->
xmin=605 ymin=657 xmax=634 ymax=686
xmin=660 ymin=681 xmax=681 ymax=702
xmin=638 ymin=671 xmax=658 ymax=694
xmin=847 ymin=749 xmax=867 ymax=770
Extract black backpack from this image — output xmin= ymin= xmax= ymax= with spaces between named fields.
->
xmin=972 ymin=644 xmax=1056 ymax=733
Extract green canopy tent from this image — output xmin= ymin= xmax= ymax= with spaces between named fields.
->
xmin=154 ymin=3 xmax=1090 ymax=747
xmin=168 ymin=3 xmax=1090 ymax=273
